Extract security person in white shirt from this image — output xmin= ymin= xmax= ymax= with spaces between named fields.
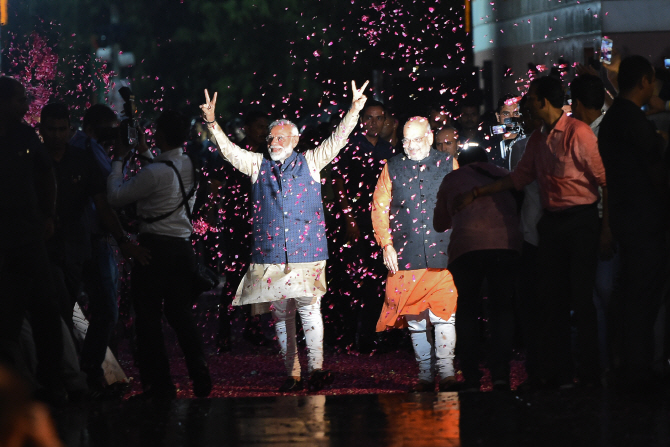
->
xmin=107 ymin=110 xmax=211 ymax=400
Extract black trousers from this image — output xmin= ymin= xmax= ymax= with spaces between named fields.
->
xmin=217 ymin=226 xmax=251 ymax=341
xmin=0 ymin=241 xmax=64 ymax=390
xmin=448 ymin=249 xmax=519 ymax=384
xmin=535 ymin=204 xmax=600 ymax=384
xmin=516 ymin=241 xmax=540 ymax=380
xmin=609 ymin=231 xmax=667 ymax=382
xmin=132 ymin=234 xmax=206 ymax=392
xmin=343 ymin=226 xmax=386 ymax=351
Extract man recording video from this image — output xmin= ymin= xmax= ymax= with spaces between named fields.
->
xmin=106 ymin=110 xmax=211 ymax=400
xmin=489 ymin=94 xmax=523 ymax=168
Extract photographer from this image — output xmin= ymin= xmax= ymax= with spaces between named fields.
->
xmin=70 ymin=103 xmax=149 ymax=395
xmin=107 ymin=110 xmax=211 ymax=400
xmin=489 ymin=94 xmax=523 ymax=168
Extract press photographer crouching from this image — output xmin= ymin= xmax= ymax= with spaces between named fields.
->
xmin=106 ymin=110 xmax=211 ymax=400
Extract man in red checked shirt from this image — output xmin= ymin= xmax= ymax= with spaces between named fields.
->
xmin=454 ymin=76 xmax=609 ymax=390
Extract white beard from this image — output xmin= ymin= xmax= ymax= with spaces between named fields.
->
xmin=269 ymin=145 xmax=291 ymax=162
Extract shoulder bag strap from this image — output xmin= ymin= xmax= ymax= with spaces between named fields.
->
xmin=141 ymin=157 xmax=197 ymax=223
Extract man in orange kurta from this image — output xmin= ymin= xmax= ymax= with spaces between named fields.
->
xmin=372 ymin=117 xmax=459 ymax=392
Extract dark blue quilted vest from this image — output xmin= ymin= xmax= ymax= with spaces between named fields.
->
xmin=386 ymin=149 xmax=454 ymax=270
xmin=251 ymin=151 xmax=328 ymax=264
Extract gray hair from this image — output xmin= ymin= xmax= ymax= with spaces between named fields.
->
xmin=268 ymin=119 xmax=299 ymax=136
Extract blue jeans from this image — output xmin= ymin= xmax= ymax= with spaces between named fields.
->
xmin=80 ymin=236 xmax=119 ymax=381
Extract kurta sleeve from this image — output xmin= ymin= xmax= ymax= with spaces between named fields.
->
xmin=207 ymin=122 xmax=262 ymax=179
xmin=372 ymin=164 xmax=393 ymax=248
xmin=305 ymin=108 xmax=360 ymax=177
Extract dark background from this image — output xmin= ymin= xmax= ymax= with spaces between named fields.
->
xmin=2 ymin=0 xmax=476 ymax=124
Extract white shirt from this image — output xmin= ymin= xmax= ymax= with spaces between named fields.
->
xmin=509 ymin=136 xmax=542 ymax=246
xmin=107 ymin=148 xmax=196 ymax=238
xmin=590 ymin=113 xmax=604 ymax=138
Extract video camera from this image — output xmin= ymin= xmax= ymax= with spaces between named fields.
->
xmin=490 ymin=117 xmax=522 ymax=135
xmin=96 ymin=87 xmax=139 ymax=147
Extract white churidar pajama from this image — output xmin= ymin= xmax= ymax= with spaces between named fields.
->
xmin=271 ymin=297 xmax=324 ymax=377
xmin=405 ymin=309 xmax=456 ymax=381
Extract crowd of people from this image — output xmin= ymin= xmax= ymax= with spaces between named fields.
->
xmin=1 ymin=52 xmax=669 ymax=406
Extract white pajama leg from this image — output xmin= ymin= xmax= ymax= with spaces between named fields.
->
xmin=271 ymin=298 xmax=301 ymax=377
xmin=431 ymin=312 xmax=456 ymax=380
xmin=296 ymin=298 xmax=324 ymax=374
xmin=406 ymin=310 xmax=435 ymax=382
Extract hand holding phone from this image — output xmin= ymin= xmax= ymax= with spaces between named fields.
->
xmin=600 ymin=38 xmax=613 ymax=65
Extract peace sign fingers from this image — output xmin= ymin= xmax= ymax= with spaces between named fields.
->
xmin=204 ymin=89 xmax=218 ymax=109
xmin=201 ymin=89 xmax=218 ymax=123
xmin=351 ymin=80 xmax=369 ymax=113
xmin=351 ymin=80 xmax=369 ymax=101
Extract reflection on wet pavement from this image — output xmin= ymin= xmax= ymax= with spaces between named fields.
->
xmin=52 ymin=388 xmax=670 ymax=446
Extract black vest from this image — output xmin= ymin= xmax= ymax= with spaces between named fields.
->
xmin=386 ymin=149 xmax=454 ymax=270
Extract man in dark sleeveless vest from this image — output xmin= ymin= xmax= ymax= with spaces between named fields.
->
xmin=372 ymin=117 xmax=459 ymax=392
xmin=201 ymin=81 xmax=369 ymax=392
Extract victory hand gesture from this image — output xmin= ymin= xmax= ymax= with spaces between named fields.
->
xmin=350 ymin=80 xmax=369 ymax=114
xmin=200 ymin=89 xmax=218 ymax=123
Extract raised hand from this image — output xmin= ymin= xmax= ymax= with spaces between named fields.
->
xmin=200 ymin=89 xmax=218 ymax=123
xmin=575 ymin=63 xmax=599 ymax=77
xmin=350 ymin=80 xmax=369 ymax=113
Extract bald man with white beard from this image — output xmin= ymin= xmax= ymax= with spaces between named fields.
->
xmin=371 ymin=117 xmax=459 ymax=392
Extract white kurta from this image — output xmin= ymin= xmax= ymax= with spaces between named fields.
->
xmin=207 ymin=109 xmax=359 ymax=308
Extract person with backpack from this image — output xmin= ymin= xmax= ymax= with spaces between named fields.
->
xmin=106 ymin=110 xmax=211 ymax=400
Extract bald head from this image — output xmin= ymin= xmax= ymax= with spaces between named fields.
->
xmin=404 ymin=116 xmax=431 ymax=135
xmin=402 ymin=116 xmax=433 ymax=161
xmin=435 ymin=126 xmax=459 ymax=157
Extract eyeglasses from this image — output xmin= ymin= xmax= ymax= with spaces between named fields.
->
xmin=402 ymin=136 xmax=426 ymax=146
xmin=266 ymin=135 xmax=295 ymax=143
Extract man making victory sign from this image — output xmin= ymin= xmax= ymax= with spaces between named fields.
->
xmin=201 ymin=81 xmax=368 ymax=392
